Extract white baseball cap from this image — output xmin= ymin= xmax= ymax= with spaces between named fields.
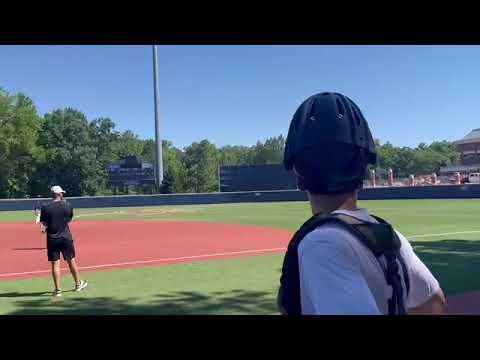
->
xmin=51 ymin=185 xmax=66 ymax=194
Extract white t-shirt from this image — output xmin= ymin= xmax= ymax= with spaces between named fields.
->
xmin=298 ymin=208 xmax=440 ymax=315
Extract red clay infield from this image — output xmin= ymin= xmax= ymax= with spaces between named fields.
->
xmin=0 ymin=221 xmax=292 ymax=281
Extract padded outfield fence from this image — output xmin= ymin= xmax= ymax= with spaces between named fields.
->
xmin=3 ymin=184 xmax=480 ymax=211
xmin=219 ymin=164 xmax=297 ymax=192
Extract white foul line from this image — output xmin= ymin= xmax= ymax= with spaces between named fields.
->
xmin=0 ymin=247 xmax=286 ymax=278
xmin=407 ymin=230 xmax=480 ymax=239
xmin=75 ymin=211 xmax=125 ymax=218
xmin=4 ymin=230 xmax=480 ymax=278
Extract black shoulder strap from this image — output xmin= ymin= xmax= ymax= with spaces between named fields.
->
xmin=332 ymin=214 xmax=400 ymax=255
xmin=368 ymin=215 xmax=410 ymax=296
xmin=330 ymin=213 xmax=410 ymax=315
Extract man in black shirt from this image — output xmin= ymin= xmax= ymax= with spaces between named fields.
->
xmin=40 ymin=185 xmax=87 ymax=297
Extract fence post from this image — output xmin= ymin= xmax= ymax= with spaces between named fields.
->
xmin=455 ymin=172 xmax=461 ymax=185
xmin=370 ymin=169 xmax=376 ymax=188
xmin=388 ymin=168 xmax=393 ymax=187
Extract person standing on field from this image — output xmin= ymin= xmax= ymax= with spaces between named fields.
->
xmin=40 ymin=185 xmax=87 ymax=297
xmin=278 ymin=92 xmax=445 ymax=315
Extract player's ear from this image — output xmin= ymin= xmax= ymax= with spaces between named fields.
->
xmin=296 ymin=175 xmax=306 ymax=192
xmin=293 ymin=166 xmax=307 ymax=192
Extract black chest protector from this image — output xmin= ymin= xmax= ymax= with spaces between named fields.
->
xmin=278 ymin=213 xmax=410 ymax=315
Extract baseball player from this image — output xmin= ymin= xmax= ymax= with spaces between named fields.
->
xmin=278 ymin=92 xmax=445 ymax=315
xmin=40 ymin=185 xmax=87 ymax=297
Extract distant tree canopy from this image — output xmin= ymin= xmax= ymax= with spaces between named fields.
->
xmin=0 ymin=87 xmax=460 ymax=198
xmin=375 ymin=139 xmax=458 ymax=178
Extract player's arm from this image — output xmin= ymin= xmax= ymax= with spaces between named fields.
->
xmin=39 ymin=206 xmax=46 ymax=226
xmin=35 ymin=211 xmax=41 ymax=224
xmin=67 ymin=204 xmax=74 ymax=222
xmin=298 ymin=228 xmax=381 ymax=315
xmin=408 ymin=288 xmax=445 ymax=315
xmin=399 ymin=232 xmax=446 ymax=315
xmin=40 ymin=204 xmax=47 ymax=235
xmin=33 ymin=202 xmax=41 ymax=223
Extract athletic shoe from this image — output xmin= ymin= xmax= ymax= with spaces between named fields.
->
xmin=75 ymin=280 xmax=88 ymax=292
xmin=53 ymin=289 xmax=62 ymax=297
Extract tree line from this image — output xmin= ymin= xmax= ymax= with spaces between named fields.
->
xmin=0 ymin=88 xmax=459 ymax=199
xmin=373 ymin=139 xmax=458 ymax=179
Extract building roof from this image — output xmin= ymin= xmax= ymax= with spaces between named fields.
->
xmin=456 ymin=129 xmax=480 ymax=145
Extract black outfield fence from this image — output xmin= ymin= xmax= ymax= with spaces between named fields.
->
xmin=2 ymin=185 xmax=480 ymax=211
xmin=0 ymin=191 xmax=306 ymax=211
xmin=219 ymin=164 xmax=296 ymax=192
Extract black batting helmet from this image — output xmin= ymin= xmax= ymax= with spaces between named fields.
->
xmin=284 ymin=92 xmax=377 ymax=194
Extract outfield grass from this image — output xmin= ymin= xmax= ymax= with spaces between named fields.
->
xmin=2 ymin=199 xmax=480 ymax=314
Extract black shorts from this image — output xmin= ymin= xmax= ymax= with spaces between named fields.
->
xmin=47 ymin=238 xmax=76 ymax=262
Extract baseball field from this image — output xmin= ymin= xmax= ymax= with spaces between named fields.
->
xmin=1 ymin=199 xmax=479 ymax=315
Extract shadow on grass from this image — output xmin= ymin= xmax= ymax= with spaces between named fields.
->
xmin=5 ymin=289 xmax=279 ymax=315
xmin=0 ymin=291 xmax=51 ymax=298
xmin=411 ymin=238 xmax=480 ymax=295
xmin=0 ymin=289 xmax=76 ymax=298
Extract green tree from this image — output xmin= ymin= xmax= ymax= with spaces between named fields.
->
xmin=374 ymin=139 xmax=458 ymax=179
xmin=428 ymin=141 xmax=459 ymax=164
xmin=136 ymin=138 xmax=187 ymax=194
xmin=141 ymin=139 xmax=156 ymax=164
xmin=412 ymin=147 xmax=455 ymax=175
xmin=183 ymin=140 xmax=219 ymax=193
xmin=37 ymin=108 xmax=105 ymax=196
xmin=114 ymin=130 xmax=144 ymax=159
xmin=162 ymin=140 xmax=187 ymax=193
xmin=376 ymin=141 xmax=397 ymax=171
xmin=160 ymin=170 xmax=175 ymax=194
xmin=0 ymin=90 xmax=44 ymax=198
xmin=89 ymin=118 xmax=119 ymax=164
xmin=218 ymin=145 xmax=254 ymax=166
xmin=252 ymin=135 xmax=285 ymax=165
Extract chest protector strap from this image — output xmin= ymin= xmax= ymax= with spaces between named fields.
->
xmin=278 ymin=213 xmax=410 ymax=315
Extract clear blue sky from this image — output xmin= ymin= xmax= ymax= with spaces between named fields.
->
xmin=1 ymin=45 xmax=479 ymax=149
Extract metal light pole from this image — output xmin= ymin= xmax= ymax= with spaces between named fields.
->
xmin=152 ymin=45 xmax=163 ymax=190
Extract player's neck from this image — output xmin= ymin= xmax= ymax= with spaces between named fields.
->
xmin=308 ymin=190 xmax=359 ymax=216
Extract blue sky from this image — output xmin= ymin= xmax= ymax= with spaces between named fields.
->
xmin=1 ymin=45 xmax=480 ymax=149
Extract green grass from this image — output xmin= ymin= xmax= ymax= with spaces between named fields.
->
xmin=0 ymin=255 xmax=282 ymax=315
xmin=0 ymin=202 xmax=312 ymax=230
xmin=2 ymin=199 xmax=480 ymax=314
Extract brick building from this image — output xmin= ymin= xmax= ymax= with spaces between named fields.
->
xmin=441 ymin=129 xmax=480 ymax=175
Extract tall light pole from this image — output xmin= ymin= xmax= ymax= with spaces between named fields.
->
xmin=152 ymin=45 xmax=163 ymax=190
